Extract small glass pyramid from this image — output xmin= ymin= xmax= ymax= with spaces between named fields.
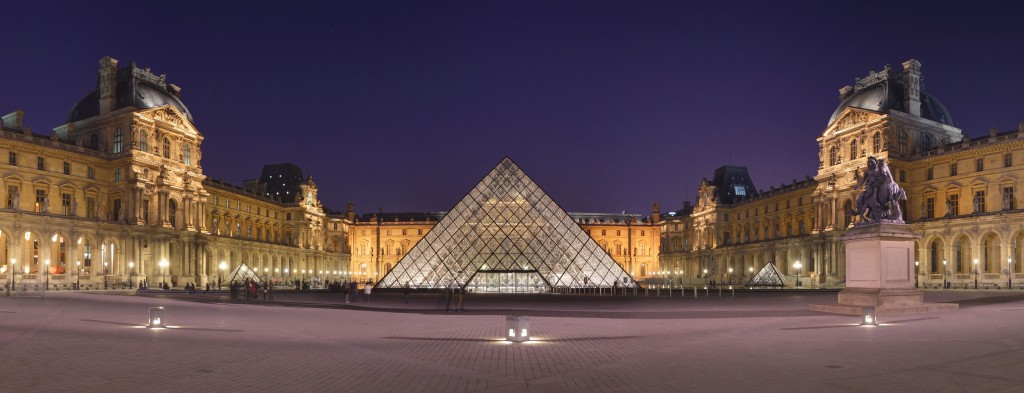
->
xmin=377 ymin=157 xmax=634 ymax=293
xmin=745 ymin=262 xmax=786 ymax=287
xmin=226 ymin=262 xmax=264 ymax=285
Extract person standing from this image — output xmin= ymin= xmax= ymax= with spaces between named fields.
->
xmin=455 ymin=286 xmax=465 ymax=312
xmin=403 ymin=283 xmax=411 ymax=304
xmin=363 ymin=280 xmax=372 ymax=303
xmin=342 ymin=280 xmax=350 ymax=303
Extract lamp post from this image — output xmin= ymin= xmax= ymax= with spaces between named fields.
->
xmin=218 ymin=261 xmax=227 ymax=290
xmin=942 ymin=260 xmax=948 ymax=289
xmin=793 ymin=261 xmax=802 ymax=288
xmin=75 ymin=261 xmax=80 ymax=290
xmin=702 ymin=268 xmax=708 ymax=287
xmin=1008 ymin=258 xmax=1013 ymax=289
xmin=128 ymin=262 xmax=135 ymax=289
xmin=44 ymin=259 xmax=50 ymax=290
xmin=973 ymin=259 xmax=979 ymax=289
xmin=914 ymin=261 xmax=919 ymax=288
xmin=159 ymin=259 xmax=169 ymax=287
xmin=103 ymin=261 xmax=108 ymax=290
xmin=728 ymin=267 xmax=734 ymax=285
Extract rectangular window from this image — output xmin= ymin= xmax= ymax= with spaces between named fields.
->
xmin=87 ymin=166 xmax=94 ymax=179
xmin=899 ymin=170 xmax=906 ymax=183
xmin=641 ymin=230 xmax=645 ymax=236
xmin=142 ymin=200 xmax=150 ymax=224
xmin=975 ymin=190 xmax=986 ymax=213
xmin=948 ymin=194 xmax=959 ymax=216
xmin=113 ymin=199 xmax=122 ymax=221
xmin=62 ymin=193 xmax=71 ymax=215
xmin=386 ymin=229 xmax=392 ymax=236
xmin=8 ymin=151 xmax=16 ymax=165
xmin=616 ymin=230 xmax=621 ymax=236
xmin=1005 ymin=153 xmax=1013 ymax=168
xmin=976 ymin=158 xmax=984 ymax=172
xmin=114 ymin=168 xmax=121 ymax=182
xmin=927 ymin=167 xmax=933 ymax=180
xmin=37 ymin=157 xmax=44 ymax=170
xmin=950 ymin=162 xmax=958 ymax=176
xmin=286 ymin=213 xmax=291 ymax=220
xmin=402 ymin=229 xmax=407 ymax=235
xmin=1004 ymin=187 xmax=1016 ymax=210
xmin=63 ymin=162 xmax=70 ymax=175
xmin=418 ymin=229 xmax=423 ymax=235
xmin=601 ymin=230 xmax=606 ymax=236
xmin=86 ymin=197 xmax=96 ymax=218
xmin=34 ymin=189 xmax=45 ymax=212
xmin=213 ymin=195 xmax=219 ymax=205
xmin=926 ymin=197 xmax=935 ymax=219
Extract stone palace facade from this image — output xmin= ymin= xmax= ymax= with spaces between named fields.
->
xmin=2 ymin=57 xmax=1021 ymax=291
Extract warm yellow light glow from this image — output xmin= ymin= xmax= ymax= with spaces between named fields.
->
xmin=24 ymin=266 xmax=29 ymax=274
xmin=219 ymin=261 xmax=227 ymax=271
xmin=77 ymin=237 xmax=83 ymax=244
xmin=51 ymin=234 xmax=58 ymax=242
xmin=24 ymin=231 xmax=30 ymax=240
xmin=508 ymin=329 xmax=515 ymax=337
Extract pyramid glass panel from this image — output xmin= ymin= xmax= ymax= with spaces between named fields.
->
xmin=377 ymin=157 xmax=634 ymax=292
xmin=746 ymin=262 xmax=787 ymax=287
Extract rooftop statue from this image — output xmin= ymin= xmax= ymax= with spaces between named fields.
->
xmin=849 ymin=156 xmax=907 ymax=224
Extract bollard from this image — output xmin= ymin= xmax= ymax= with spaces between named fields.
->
xmin=669 ymin=285 xmax=672 ymax=298
xmin=718 ymin=288 xmax=722 ymax=298
xmin=731 ymin=287 xmax=735 ymax=298
xmin=705 ymin=286 xmax=709 ymax=297
xmin=693 ymin=286 xmax=698 ymax=298
xmin=505 ymin=315 xmax=530 ymax=342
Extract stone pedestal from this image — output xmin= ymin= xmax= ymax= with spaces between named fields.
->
xmin=810 ymin=223 xmax=957 ymax=315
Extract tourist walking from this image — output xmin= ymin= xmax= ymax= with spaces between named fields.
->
xmin=403 ymin=283 xmax=411 ymax=303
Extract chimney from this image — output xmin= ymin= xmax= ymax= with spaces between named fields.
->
xmin=838 ymin=85 xmax=853 ymax=102
xmin=651 ymin=202 xmax=661 ymax=222
xmin=346 ymin=201 xmax=355 ymax=221
xmin=98 ymin=56 xmax=119 ymax=115
xmin=168 ymin=83 xmax=182 ymax=99
xmin=683 ymin=201 xmax=692 ymax=211
xmin=902 ymin=59 xmax=922 ymax=117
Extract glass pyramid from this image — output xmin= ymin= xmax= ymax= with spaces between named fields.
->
xmin=377 ymin=157 xmax=634 ymax=293
xmin=745 ymin=262 xmax=786 ymax=287
xmin=226 ymin=262 xmax=264 ymax=285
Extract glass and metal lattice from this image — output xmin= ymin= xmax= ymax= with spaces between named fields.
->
xmin=746 ymin=262 xmax=786 ymax=287
xmin=377 ymin=157 xmax=634 ymax=293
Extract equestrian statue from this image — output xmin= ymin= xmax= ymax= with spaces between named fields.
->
xmin=849 ymin=156 xmax=907 ymax=224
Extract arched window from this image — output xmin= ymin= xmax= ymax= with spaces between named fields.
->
xmin=640 ymin=263 xmax=647 ymax=277
xmin=168 ymin=200 xmax=177 ymax=228
xmin=139 ymin=130 xmax=148 ymax=152
xmin=850 ymin=139 xmax=858 ymax=159
xmin=183 ymin=143 xmax=192 ymax=166
xmin=163 ymin=138 xmax=171 ymax=159
xmin=872 ymin=132 xmax=881 ymax=154
xmin=929 ymin=240 xmax=941 ymax=274
xmin=113 ymin=128 xmax=123 ymax=153
xmin=830 ymin=146 xmax=840 ymax=166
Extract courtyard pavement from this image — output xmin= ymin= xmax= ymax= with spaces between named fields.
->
xmin=1 ymin=289 xmax=1023 ymax=392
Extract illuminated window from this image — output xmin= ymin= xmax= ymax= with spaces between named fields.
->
xmin=63 ymin=162 xmax=70 ymax=175
xmin=37 ymin=156 xmax=44 ymax=170
xmin=976 ymin=158 xmax=984 ymax=172
xmin=8 ymin=151 xmax=16 ymax=165
xmin=872 ymin=132 xmax=881 ymax=153
xmin=183 ymin=143 xmax=192 ymax=165
xmin=163 ymin=138 xmax=170 ymax=159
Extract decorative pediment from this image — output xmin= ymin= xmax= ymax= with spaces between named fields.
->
xmin=995 ymin=175 xmax=1018 ymax=185
xmin=826 ymin=108 xmax=882 ymax=136
xmin=136 ymin=106 xmax=200 ymax=137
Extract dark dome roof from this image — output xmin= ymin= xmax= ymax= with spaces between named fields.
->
xmin=67 ymin=63 xmax=194 ymax=124
xmin=828 ymin=71 xmax=951 ymax=126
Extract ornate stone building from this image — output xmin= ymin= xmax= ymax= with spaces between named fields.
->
xmin=1 ymin=57 xmax=349 ymax=291
xmin=659 ymin=60 xmax=1024 ymax=289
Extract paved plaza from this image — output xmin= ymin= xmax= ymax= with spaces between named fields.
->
xmin=2 ymin=289 xmax=1024 ymax=392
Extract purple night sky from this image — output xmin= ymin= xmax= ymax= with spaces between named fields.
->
xmin=2 ymin=1 xmax=1023 ymax=215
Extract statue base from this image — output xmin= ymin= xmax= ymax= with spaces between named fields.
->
xmin=810 ymin=223 xmax=957 ymax=315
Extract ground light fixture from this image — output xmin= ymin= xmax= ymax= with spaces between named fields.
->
xmin=861 ymin=306 xmax=878 ymax=326
xmin=505 ymin=315 xmax=529 ymax=342
xmin=149 ymin=307 xmax=166 ymax=328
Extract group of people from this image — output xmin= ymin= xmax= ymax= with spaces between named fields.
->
xmin=229 ymin=279 xmax=272 ymax=301
xmin=338 ymin=280 xmax=373 ymax=303
xmin=444 ymin=285 xmax=465 ymax=312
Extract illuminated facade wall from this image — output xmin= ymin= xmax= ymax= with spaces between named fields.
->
xmin=660 ymin=59 xmax=1024 ymax=289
